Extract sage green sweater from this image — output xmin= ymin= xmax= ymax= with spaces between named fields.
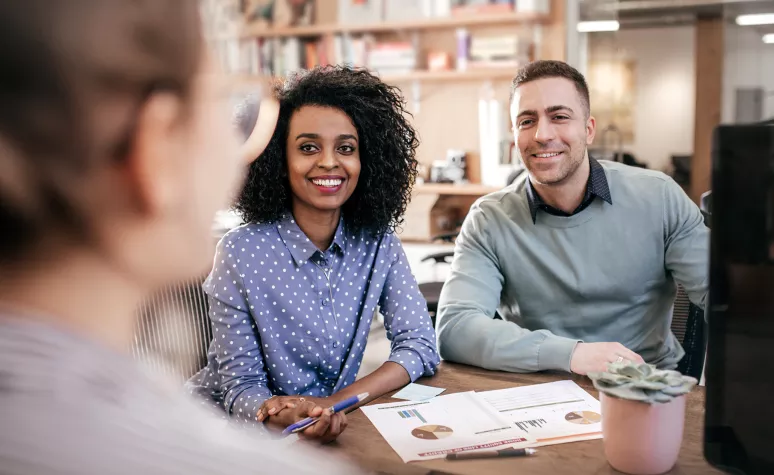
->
xmin=436 ymin=160 xmax=709 ymax=372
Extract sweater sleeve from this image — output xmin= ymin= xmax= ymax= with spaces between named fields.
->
xmin=663 ymin=177 xmax=710 ymax=310
xmin=436 ymin=206 xmax=580 ymax=373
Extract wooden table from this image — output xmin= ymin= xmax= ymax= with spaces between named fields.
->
xmin=330 ymin=362 xmax=723 ymax=475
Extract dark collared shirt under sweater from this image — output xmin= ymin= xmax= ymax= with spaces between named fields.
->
xmin=525 ymin=157 xmax=613 ymax=224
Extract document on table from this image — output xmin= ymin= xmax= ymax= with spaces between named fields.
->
xmin=360 ymin=391 xmax=534 ymax=463
xmin=478 ymin=380 xmax=603 ymax=447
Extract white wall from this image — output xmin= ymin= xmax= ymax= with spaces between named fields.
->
xmin=722 ymin=23 xmax=774 ymax=123
xmin=588 ymin=27 xmax=696 ymax=172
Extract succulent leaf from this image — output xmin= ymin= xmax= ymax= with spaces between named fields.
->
xmin=650 ymin=391 xmax=674 ymax=403
xmin=617 ymin=365 xmax=643 ymax=379
xmin=587 ymin=360 xmax=698 ymax=404
xmin=631 ymin=380 xmax=668 ymax=391
xmin=638 ymin=364 xmax=653 ymax=377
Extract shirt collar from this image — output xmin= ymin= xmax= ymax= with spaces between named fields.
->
xmin=276 ymin=213 xmax=347 ymax=267
xmin=526 ymin=156 xmax=613 ymax=224
xmin=587 ymin=156 xmax=612 ymax=205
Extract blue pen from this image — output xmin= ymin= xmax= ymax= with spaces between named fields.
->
xmin=282 ymin=392 xmax=369 ymax=436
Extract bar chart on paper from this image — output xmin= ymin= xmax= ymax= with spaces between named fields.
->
xmin=398 ymin=408 xmax=427 ymax=423
xmin=514 ymin=418 xmax=547 ymax=433
xmin=479 ymin=380 xmax=603 ymax=446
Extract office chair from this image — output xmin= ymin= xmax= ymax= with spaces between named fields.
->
xmin=671 ymin=285 xmax=706 ymax=379
xmin=131 ymin=227 xmax=233 ymax=381
xmin=418 ymin=248 xmax=455 ymax=328
xmin=132 ymin=275 xmax=212 ymax=382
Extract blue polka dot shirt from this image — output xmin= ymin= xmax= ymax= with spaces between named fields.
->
xmin=187 ymin=214 xmax=440 ymax=422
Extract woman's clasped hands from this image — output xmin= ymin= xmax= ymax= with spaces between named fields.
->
xmin=257 ymin=395 xmax=348 ymax=444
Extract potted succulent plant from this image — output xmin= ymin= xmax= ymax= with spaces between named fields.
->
xmin=588 ymin=362 xmax=698 ymax=475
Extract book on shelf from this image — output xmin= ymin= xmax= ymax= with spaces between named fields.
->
xmin=367 ymin=42 xmax=417 ymax=76
xmin=468 ymin=34 xmax=527 ymax=68
xmin=200 ymin=0 xmax=242 ymax=39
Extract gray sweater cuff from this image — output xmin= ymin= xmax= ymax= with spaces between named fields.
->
xmin=537 ymin=335 xmax=580 ymax=372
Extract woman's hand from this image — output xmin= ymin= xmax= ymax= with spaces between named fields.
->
xmin=256 ymin=395 xmax=329 ymax=422
xmin=257 ymin=396 xmax=348 ymax=444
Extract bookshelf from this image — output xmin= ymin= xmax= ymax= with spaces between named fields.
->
xmin=384 ymin=69 xmax=516 ymax=83
xmin=213 ymin=0 xmax=567 ymax=242
xmin=415 ymin=183 xmax=501 ymax=195
xmin=233 ymin=12 xmax=552 ymax=39
xmin=235 ymin=68 xmax=517 ymax=88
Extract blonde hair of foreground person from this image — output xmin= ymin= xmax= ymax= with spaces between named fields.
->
xmin=0 ymin=1 xmax=362 ymax=474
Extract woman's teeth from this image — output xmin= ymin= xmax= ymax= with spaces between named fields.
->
xmin=311 ymin=178 xmax=343 ymax=187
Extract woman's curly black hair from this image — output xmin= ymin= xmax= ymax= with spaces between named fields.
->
xmin=234 ymin=65 xmax=420 ymax=236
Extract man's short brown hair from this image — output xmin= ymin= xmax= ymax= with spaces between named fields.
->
xmin=510 ymin=60 xmax=591 ymax=117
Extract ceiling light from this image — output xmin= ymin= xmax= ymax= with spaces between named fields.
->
xmin=764 ymin=34 xmax=774 ymax=44
xmin=736 ymin=14 xmax=774 ymax=26
xmin=577 ymin=20 xmax=620 ymax=32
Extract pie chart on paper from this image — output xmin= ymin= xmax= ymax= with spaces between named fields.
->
xmin=564 ymin=411 xmax=602 ymax=425
xmin=411 ymin=424 xmax=454 ymax=440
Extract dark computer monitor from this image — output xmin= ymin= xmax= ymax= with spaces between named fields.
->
xmin=704 ymin=123 xmax=774 ymax=475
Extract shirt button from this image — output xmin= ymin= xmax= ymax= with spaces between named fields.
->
xmin=333 ymin=341 xmax=339 ymax=348
xmin=322 ymin=298 xmax=330 ymax=306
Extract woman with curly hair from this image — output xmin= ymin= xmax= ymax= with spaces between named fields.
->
xmin=188 ymin=65 xmax=440 ymax=443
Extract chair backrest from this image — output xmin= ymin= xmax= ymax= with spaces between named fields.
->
xmin=132 ymin=275 xmax=212 ymax=382
xmin=671 ymin=284 xmax=706 ymax=379
xmin=131 ymin=229 xmax=232 ymax=381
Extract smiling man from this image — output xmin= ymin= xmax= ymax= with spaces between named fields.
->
xmin=436 ymin=60 xmax=709 ymax=375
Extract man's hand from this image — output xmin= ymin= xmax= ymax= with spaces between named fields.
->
xmin=256 ymin=396 xmax=347 ymax=444
xmin=570 ymin=342 xmax=644 ymax=375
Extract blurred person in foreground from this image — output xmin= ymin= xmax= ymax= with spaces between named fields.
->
xmin=187 ymin=66 xmax=439 ymax=442
xmin=0 ymin=1 xmax=362 ymax=474
xmin=436 ymin=60 xmax=708 ymax=375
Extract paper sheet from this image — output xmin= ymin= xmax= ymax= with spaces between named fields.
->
xmin=392 ymin=383 xmax=446 ymax=402
xmin=478 ymin=380 xmax=603 ymax=447
xmin=361 ymin=391 xmax=533 ymax=462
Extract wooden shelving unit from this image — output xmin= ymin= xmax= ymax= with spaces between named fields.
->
xmin=231 ymin=12 xmax=552 ymax=39
xmin=235 ymin=68 xmax=516 ymax=88
xmin=383 ymin=69 xmax=517 ymax=83
xmin=414 ymin=183 xmax=501 ymax=196
xmin=401 ymin=183 xmax=504 ymax=242
xmin=217 ymin=1 xmax=567 ymax=242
